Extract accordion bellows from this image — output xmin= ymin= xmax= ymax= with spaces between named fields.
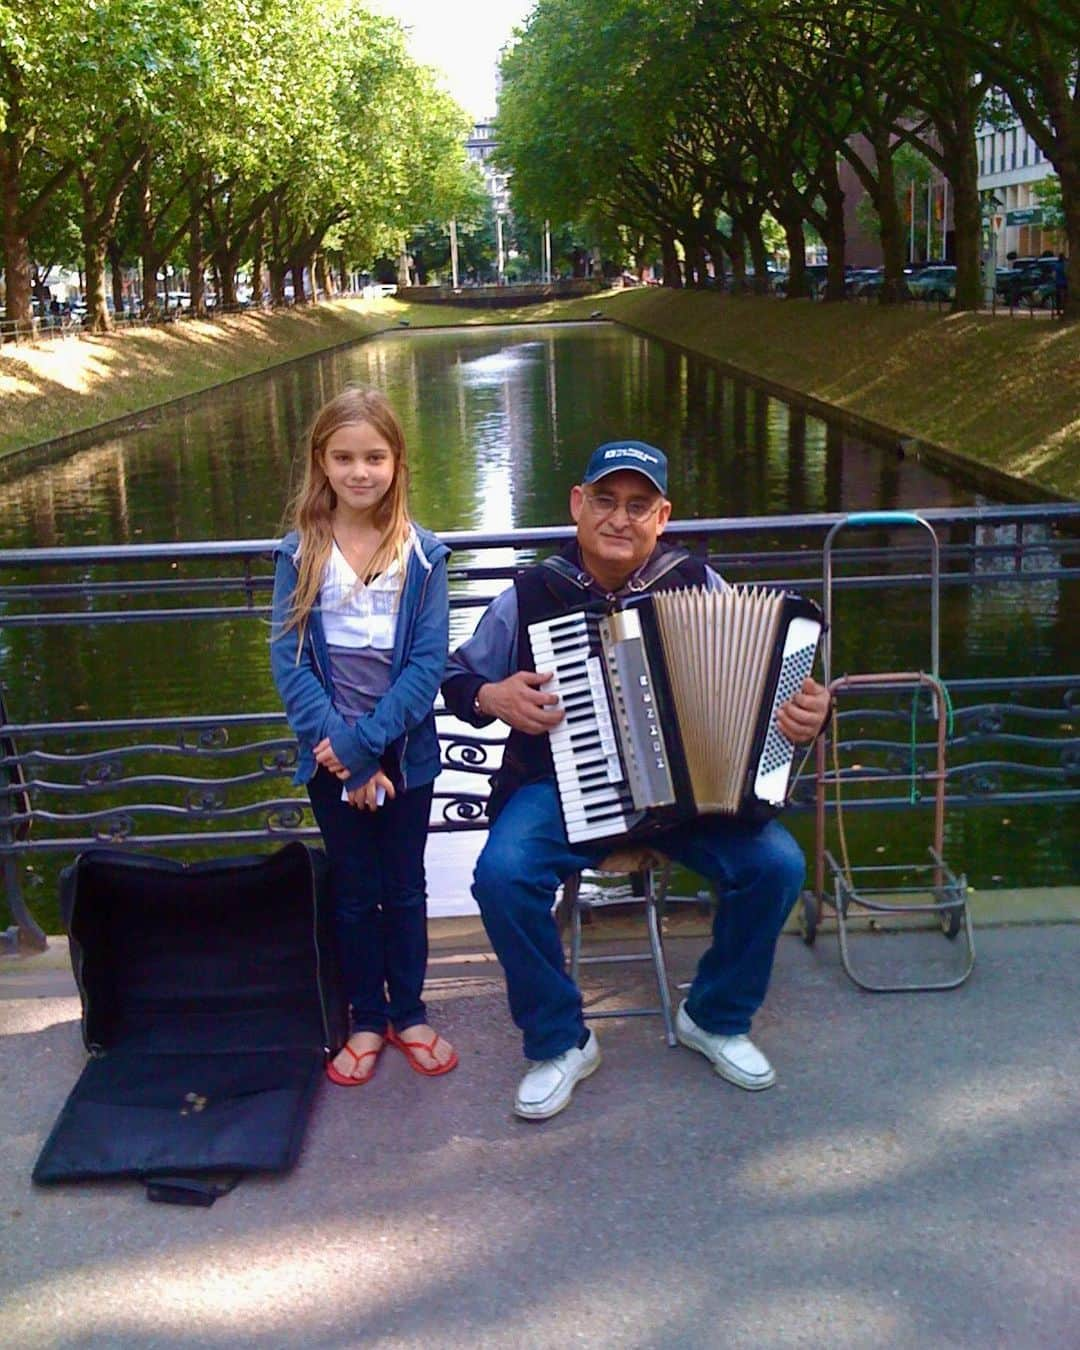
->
xmin=651 ymin=586 xmax=815 ymax=813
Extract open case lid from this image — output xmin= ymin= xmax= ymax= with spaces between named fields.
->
xmin=33 ymin=844 xmax=348 ymax=1199
xmin=63 ymin=842 xmax=347 ymax=1056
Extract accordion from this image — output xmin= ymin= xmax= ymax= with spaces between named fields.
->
xmin=528 ymin=586 xmax=823 ymax=845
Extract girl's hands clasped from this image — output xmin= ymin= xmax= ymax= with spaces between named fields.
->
xmin=346 ymin=769 xmax=396 ymax=811
xmin=314 ymin=736 xmax=348 ymax=777
xmin=314 ymin=738 xmax=394 ymax=810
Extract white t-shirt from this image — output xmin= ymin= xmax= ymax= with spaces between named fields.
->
xmin=320 ymin=535 xmax=407 ymax=723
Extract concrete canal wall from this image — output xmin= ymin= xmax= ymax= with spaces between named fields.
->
xmin=2 ymin=290 xmax=1077 ymax=498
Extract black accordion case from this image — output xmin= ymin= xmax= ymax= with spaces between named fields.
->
xmin=32 ymin=843 xmax=348 ymax=1205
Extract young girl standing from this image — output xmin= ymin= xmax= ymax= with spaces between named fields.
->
xmin=271 ymin=386 xmax=457 ymax=1085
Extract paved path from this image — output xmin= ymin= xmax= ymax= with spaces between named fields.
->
xmin=1 ymin=924 xmax=1077 ymax=1349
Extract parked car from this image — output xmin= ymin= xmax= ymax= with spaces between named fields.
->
xmin=908 ymin=265 xmax=957 ymax=302
xmin=994 ymin=258 xmax=1054 ymax=305
xmin=774 ymin=262 xmax=843 ymax=298
xmin=855 ymin=270 xmax=912 ymax=300
xmin=1021 ymin=279 xmax=1058 ymax=310
xmin=905 ymin=258 xmax=949 ymax=277
xmin=996 ymin=258 xmax=1057 ymax=306
xmin=845 ymin=268 xmax=883 ymax=297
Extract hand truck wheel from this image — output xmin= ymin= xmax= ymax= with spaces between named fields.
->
xmin=799 ymin=890 xmax=820 ymax=946
xmin=938 ymin=885 xmax=964 ymax=940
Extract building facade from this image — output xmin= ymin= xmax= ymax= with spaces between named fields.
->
xmin=465 ymin=121 xmax=510 ymax=217
xmin=977 ymin=115 xmax=1061 ymax=262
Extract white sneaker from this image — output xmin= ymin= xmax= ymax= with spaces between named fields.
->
xmin=675 ymin=1001 xmax=776 ymax=1090
xmin=513 ymin=1029 xmax=601 ymax=1120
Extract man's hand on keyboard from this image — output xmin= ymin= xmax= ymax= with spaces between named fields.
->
xmin=478 ymin=671 xmax=565 ymax=735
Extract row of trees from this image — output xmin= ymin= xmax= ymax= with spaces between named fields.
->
xmin=496 ymin=0 xmax=1079 ymax=316
xmin=1 ymin=0 xmax=484 ymax=329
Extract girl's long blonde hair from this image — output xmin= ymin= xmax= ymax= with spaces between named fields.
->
xmin=281 ymin=386 xmax=411 ymax=639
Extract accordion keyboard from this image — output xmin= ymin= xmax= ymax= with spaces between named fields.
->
xmin=529 ymin=612 xmax=636 ymax=842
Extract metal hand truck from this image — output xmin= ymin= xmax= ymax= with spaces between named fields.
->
xmin=800 ymin=511 xmax=975 ymax=992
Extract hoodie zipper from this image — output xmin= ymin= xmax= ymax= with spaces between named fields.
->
xmin=396 ymin=559 xmax=435 ymax=791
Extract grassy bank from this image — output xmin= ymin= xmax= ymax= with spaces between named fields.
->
xmin=2 ymin=289 xmax=1077 ymax=496
xmin=589 ymin=288 xmax=1080 ymax=500
xmin=0 ymin=294 xmax=589 ymax=461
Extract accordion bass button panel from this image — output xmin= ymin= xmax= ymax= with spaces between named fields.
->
xmin=753 ymin=614 xmax=823 ymax=805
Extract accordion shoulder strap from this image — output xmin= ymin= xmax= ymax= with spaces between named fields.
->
xmin=539 ymin=545 xmax=705 ymax=597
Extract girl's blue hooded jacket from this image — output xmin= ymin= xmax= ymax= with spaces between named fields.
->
xmin=270 ymin=523 xmax=451 ymax=793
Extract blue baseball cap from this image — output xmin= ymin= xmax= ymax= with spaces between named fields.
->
xmin=581 ymin=440 xmax=668 ymax=495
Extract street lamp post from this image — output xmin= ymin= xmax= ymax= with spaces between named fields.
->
xmin=981 ymin=192 xmax=1004 ymax=307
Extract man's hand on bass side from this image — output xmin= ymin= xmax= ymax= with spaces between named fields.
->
xmin=776 ymin=676 xmax=830 ymax=745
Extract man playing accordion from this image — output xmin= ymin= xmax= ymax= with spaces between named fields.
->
xmin=443 ymin=441 xmax=830 ymax=1120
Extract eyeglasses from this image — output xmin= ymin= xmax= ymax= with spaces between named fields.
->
xmin=584 ymin=490 xmax=663 ymax=523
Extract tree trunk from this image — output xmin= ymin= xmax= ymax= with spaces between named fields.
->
xmin=77 ymin=143 xmax=142 ymax=331
xmin=314 ymin=252 xmax=330 ymax=298
xmin=780 ymin=210 xmax=808 ymax=298
xmin=269 ymin=260 xmax=286 ymax=304
xmin=250 ymin=214 xmax=264 ymax=304
xmin=137 ymin=152 xmax=161 ymax=318
xmin=2 ymin=178 xmax=32 ymax=328
xmin=820 ymin=155 xmax=847 ymax=302
xmin=82 ymin=229 xmax=109 ymax=332
xmin=0 ymin=69 xmax=32 ymax=327
xmin=729 ymin=221 xmax=747 ymax=293
xmin=140 ymin=246 xmax=163 ymax=317
xmin=107 ymin=237 xmax=125 ymax=317
xmin=290 ymin=259 xmax=306 ymax=303
xmin=870 ymin=131 xmax=907 ymax=303
xmin=188 ymin=180 xmax=205 ymax=317
xmin=1063 ymin=185 xmax=1080 ymax=323
xmin=949 ymin=151 xmax=982 ymax=311
xmin=660 ymin=231 xmax=682 ymax=288
xmin=744 ymin=213 xmax=769 ymax=293
xmin=213 ymin=244 xmax=239 ymax=307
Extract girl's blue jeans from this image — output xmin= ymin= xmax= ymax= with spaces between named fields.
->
xmin=308 ymin=767 xmax=433 ymax=1035
xmin=472 ymin=780 xmax=806 ymax=1061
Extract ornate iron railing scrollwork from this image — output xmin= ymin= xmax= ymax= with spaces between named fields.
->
xmin=95 ymin=812 xmax=135 ymax=843
xmin=265 ymin=803 xmax=308 ymax=833
xmin=434 ymin=793 xmax=490 ymax=830
xmin=441 ymin=734 xmax=502 ymax=774
xmin=179 ymin=725 xmax=229 ymax=752
xmin=185 ymin=786 xmax=226 ymax=815
xmin=0 ymin=513 xmax=1077 ymax=951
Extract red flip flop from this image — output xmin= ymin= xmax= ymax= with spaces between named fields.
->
xmin=326 ymin=1037 xmax=384 ymax=1086
xmin=387 ymin=1026 xmax=459 ymax=1077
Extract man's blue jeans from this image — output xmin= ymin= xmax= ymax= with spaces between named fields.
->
xmin=472 ymin=780 xmax=806 ymax=1061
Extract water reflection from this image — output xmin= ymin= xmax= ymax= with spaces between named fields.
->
xmin=0 ymin=323 xmax=1000 ymax=548
xmin=0 ymin=323 xmax=1074 ymax=908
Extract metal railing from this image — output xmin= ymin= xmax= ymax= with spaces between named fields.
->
xmin=2 ymin=502 xmax=1078 ymax=951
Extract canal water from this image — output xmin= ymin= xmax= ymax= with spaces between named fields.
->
xmin=0 ymin=322 xmax=1074 ymax=924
